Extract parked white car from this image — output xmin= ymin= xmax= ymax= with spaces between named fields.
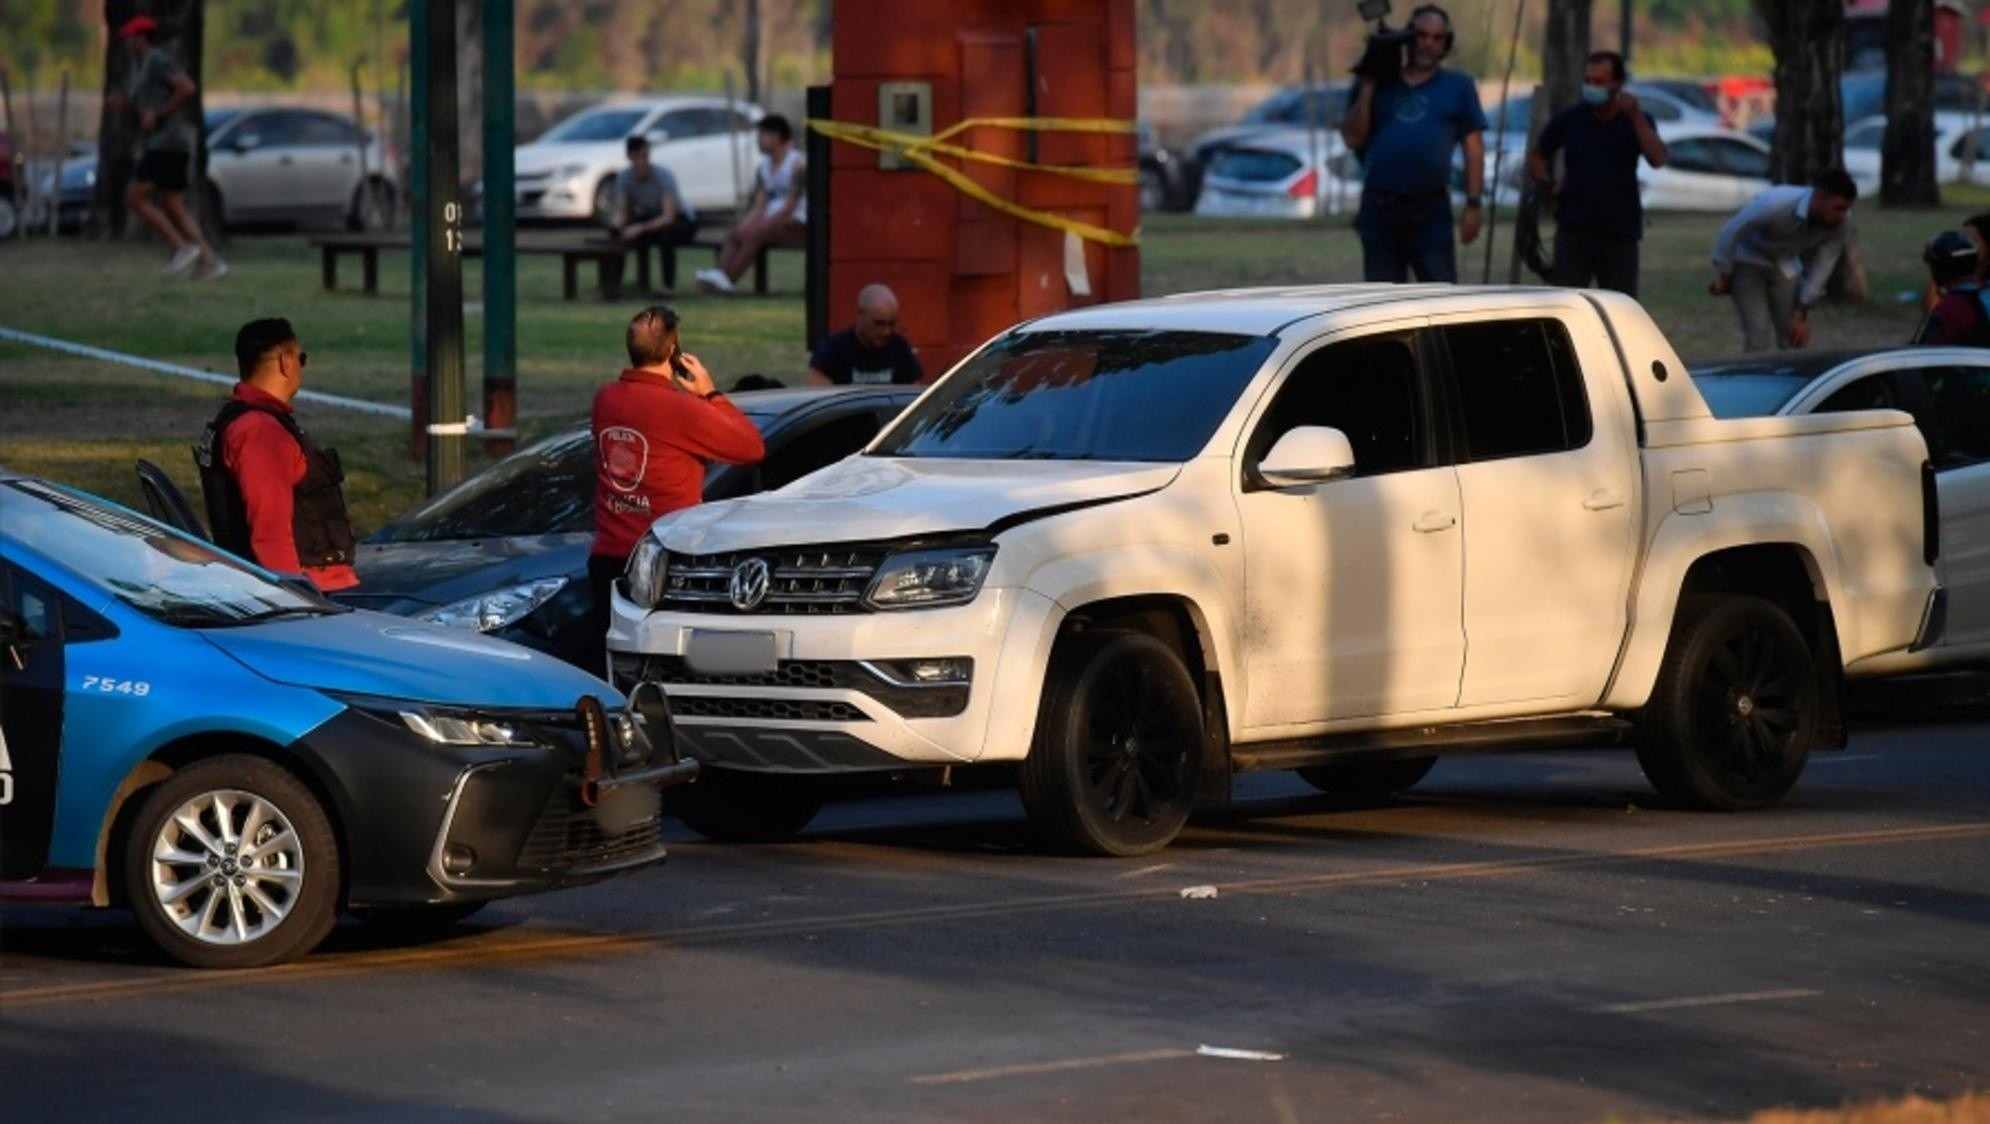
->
xmin=610 ymin=285 xmax=1940 ymax=854
xmin=512 ymin=96 xmax=762 ymax=222
xmin=1694 ymin=346 xmax=1988 ymax=673
xmin=1493 ymin=125 xmax=1834 ymax=214
xmin=1483 ymin=84 xmax=1723 ymax=153
xmin=1193 ymin=129 xmax=1363 ymax=218
xmin=1843 ymin=112 xmax=1990 ymax=188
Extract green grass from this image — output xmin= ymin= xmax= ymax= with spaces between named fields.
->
xmin=0 ymin=203 xmax=1971 ymax=532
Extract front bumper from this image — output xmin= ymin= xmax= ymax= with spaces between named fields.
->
xmin=301 ymin=690 xmax=695 ymax=907
xmin=514 ymin=178 xmax=592 ymax=219
xmin=608 ymin=584 xmax=1061 ymax=775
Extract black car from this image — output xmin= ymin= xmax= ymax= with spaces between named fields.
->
xmin=343 ymin=386 xmax=919 ymax=669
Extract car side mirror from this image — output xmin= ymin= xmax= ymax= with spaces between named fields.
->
xmin=0 ymin=607 xmax=29 ymax=671
xmin=1253 ymin=426 xmax=1357 ymax=490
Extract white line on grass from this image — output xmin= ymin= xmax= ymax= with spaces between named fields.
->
xmin=0 ymin=324 xmax=412 ymax=420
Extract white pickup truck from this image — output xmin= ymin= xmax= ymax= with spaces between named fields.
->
xmin=608 ymin=285 xmax=1944 ymax=855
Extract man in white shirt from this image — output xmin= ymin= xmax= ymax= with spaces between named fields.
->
xmin=1709 ymin=169 xmax=1858 ymax=352
xmin=696 ymin=115 xmax=806 ymax=294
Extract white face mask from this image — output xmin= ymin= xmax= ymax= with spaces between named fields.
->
xmin=1581 ymin=84 xmax=1612 ymax=107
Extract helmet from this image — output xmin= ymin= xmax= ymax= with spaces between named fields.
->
xmin=1924 ymin=230 xmax=1977 ymax=286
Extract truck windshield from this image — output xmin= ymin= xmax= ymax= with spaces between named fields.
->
xmin=871 ymin=330 xmax=1275 ymax=462
xmin=3 ymin=480 xmax=338 ymax=628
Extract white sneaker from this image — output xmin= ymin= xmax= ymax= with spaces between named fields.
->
xmin=698 ymin=268 xmax=736 ymax=294
xmin=199 ymin=259 xmax=231 ymax=281
xmin=162 ymin=244 xmax=202 ymax=277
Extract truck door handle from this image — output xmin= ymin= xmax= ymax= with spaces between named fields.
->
xmin=1583 ymin=490 xmax=1627 ymax=512
xmin=1412 ymin=512 xmax=1457 ymax=533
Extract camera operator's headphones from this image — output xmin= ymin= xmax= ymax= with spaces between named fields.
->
xmin=1408 ymin=4 xmax=1456 ymax=58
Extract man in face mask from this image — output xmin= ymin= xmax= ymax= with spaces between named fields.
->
xmin=1526 ymin=51 xmax=1669 ymax=296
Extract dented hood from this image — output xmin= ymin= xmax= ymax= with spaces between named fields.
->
xmin=652 ymin=456 xmax=1180 ymax=554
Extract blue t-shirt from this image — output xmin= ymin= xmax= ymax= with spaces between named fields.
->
xmin=1360 ymin=70 xmax=1487 ymax=196
xmin=1536 ymin=103 xmax=1654 ymax=241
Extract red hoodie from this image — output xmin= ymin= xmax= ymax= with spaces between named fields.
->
xmin=590 ymin=368 xmax=765 ymax=559
xmin=220 ymin=383 xmax=360 ymax=592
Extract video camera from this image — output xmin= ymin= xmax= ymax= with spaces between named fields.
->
xmin=1352 ymin=1 xmax=1447 ymax=84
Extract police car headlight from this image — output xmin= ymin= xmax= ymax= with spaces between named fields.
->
xmin=864 ymin=546 xmax=996 ymax=609
xmin=625 ymin=536 xmax=667 ymax=610
xmin=398 ymin=709 xmax=544 ymax=748
xmin=420 ymin=576 xmax=568 ymax=632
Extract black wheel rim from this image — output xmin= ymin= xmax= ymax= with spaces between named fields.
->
xmin=1693 ymin=625 xmax=1805 ymax=784
xmin=1081 ymin=658 xmax=1192 ymax=826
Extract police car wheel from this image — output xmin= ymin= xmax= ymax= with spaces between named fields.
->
xmin=124 ymin=755 xmax=341 ymax=970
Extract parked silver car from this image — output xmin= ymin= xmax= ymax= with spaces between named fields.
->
xmin=55 ymin=107 xmax=398 ymax=232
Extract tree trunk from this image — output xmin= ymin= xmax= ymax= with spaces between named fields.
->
xmin=1881 ymin=0 xmax=1940 ymax=207
xmin=1540 ymin=0 xmax=1594 ymax=124
xmin=93 ymin=0 xmax=142 ymax=235
xmin=1752 ymin=0 xmax=1845 ymax=186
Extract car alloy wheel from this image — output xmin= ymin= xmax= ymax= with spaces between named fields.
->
xmin=149 ymin=788 xmax=306 ymax=946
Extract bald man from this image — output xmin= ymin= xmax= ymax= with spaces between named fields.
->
xmin=806 ymin=284 xmax=925 ymax=386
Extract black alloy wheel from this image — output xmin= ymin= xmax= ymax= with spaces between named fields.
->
xmin=1637 ymin=595 xmax=1819 ymax=810
xmin=1020 ymin=629 xmax=1203 ymax=856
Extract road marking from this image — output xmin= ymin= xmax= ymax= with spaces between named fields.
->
xmin=909 ymin=1048 xmax=1194 ymax=1085
xmin=1591 ymin=988 xmax=1821 ymax=1014
xmin=6 ymin=820 xmax=1989 ymax=1010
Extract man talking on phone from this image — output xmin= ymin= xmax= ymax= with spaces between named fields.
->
xmin=588 ymin=306 xmax=765 ymax=664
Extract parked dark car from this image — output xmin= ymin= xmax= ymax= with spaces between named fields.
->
xmin=342 ymin=386 xmax=919 ymax=669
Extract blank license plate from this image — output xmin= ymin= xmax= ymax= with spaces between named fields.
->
xmin=684 ymin=630 xmax=780 ymax=676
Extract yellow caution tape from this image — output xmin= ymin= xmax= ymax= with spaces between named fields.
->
xmin=808 ymin=116 xmax=1139 ymax=248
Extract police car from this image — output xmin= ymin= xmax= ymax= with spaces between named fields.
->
xmin=0 ymin=473 xmax=694 ymax=968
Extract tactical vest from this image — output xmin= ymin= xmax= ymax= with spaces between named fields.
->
xmin=194 ymin=399 xmax=357 ymax=569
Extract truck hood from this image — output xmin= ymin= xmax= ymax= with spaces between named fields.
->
xmin=201 ymin=610 xmax=616 ymax=708
xmin=654 ymin=456 xmax=1181 ymax=554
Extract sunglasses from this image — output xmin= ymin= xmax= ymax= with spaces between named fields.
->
xmin=295 ymin=350 xmax=309 ymax=368
xmin=866 ymin=317 xmax=898 ymax=329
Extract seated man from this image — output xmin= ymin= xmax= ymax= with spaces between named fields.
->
xmin=807 ymin=284 xmax=923 ymax=386
xmin=611 ymin=134 xmax=700 ymax=294
xmin=696 ymin=115 xmax=805 ymax=294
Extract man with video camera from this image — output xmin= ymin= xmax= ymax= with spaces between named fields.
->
xmin=1339 ymin=4 xmax=1487 ymax=283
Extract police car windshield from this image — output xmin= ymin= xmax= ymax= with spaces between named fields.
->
xmin=4 ymin=480 xmax=336 ymax=628
xmin=870 ymin=330 xmax=1275 ymax=463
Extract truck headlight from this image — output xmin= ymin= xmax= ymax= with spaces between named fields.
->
xmin=625 ymin=536 xmax=667 ymax=610
xmin=419 ymin=576 xmax=567 ymax=632
xmin=865 ymin=546 xmax=996 ymax=610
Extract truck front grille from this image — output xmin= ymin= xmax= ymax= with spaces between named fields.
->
xmin=662 ymin=544 xmax=887 ymax=614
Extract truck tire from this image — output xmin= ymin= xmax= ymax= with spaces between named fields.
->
xmin=669 ymin=767 xmax=823 ymax=843
xmin=124 ymin=755 xmax=342 ymax=970
xmin=1296 ymin=758 xmax=1437 ymax=804
xmin=1019 ymin=629 xmax=1203 ymax=857
xmin=1636 ymin=595 xmax=1819 ymax=810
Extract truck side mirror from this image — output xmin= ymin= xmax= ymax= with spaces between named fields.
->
xmin=1253 ymin=426 xmax=1357 ymax=490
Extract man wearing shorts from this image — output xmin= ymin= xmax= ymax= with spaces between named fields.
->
xmin=112 ymin=16 xmax=226 ymax=280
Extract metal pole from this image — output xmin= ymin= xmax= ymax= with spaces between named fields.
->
xmin=726 ymin=70 xmax=746 ymax=213
xmin=1620 ymin=0 xmax=1634 ymax=68
xmin=424 ymin=0 xmax=468 ymax=495
xmin=1490 ymin=0 xmax=1528 ymax=284
xmin=351 ymin=59 xmax=371 ymax=224
xmin=483 ymin=0 xmax=517 ymax=456
xmin=804 ymin=84 xmax=831 ymax=350
xmin=1 ymin=70 xmax=20 ymax=241
xmin=1305 ymin=50 xmax=1322 ymax=220
xmin=409 ymin=0 xmax=430 ymax=459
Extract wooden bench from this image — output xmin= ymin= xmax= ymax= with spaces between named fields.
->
xmin=586 ymin=234 xmax=799 ymax=296
xmin=310 ymin=234 xmax=634 ymax=301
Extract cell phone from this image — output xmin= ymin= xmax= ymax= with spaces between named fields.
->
xmin=669 ymin=343 xmax=689 ymax=380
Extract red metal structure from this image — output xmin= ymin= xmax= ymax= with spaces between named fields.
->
xmin=826 ymin=0 xmax=1139 ymax=377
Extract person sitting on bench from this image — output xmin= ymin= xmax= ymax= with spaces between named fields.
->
xmin=697 ymin=115 xmax=806 ymax=295
xmin=611 ymin=135 xmax=700 ymax=295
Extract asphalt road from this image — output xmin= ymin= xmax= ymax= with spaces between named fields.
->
xmin=4 ymin=710 xmax=1988 ymax=1122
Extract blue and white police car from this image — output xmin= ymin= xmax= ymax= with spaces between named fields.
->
xmin=0 ymin=472 xmax=694 ymax=968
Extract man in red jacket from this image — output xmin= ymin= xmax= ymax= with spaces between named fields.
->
xmin=195 ymin=318 xmax=359 ymax=592
xmin=588 ymin=306 xmax=765 ymax=650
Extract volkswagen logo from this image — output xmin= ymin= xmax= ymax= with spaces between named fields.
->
xmin=728 ymin=557 xmax=772 ymax=612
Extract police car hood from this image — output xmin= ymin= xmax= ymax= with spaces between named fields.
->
xmin=202 ymin=609 xmax=617 ymax=709
xmin=651 ymin=456 xmax=1181 ymax=554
